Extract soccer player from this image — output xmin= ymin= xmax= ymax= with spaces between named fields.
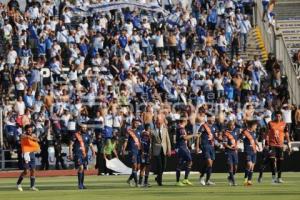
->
xmin=197 ymin=114 xmax=217 ymax=186
xmin=258 ymin=128 xmax=271 ymax=183
xmin=17 ymin=124 xmax=40 ymax=191
xmin=223 ymin=121 xmax=240 ymax=186
xmin=122 ymin=118 xmax=142 ymax=187
xmin=175 ymin=117 xmax=199 ymax=186
xmin=139 ymin=124 xmax=152 ymax=187
xmin=243 ymin=120 xmax=260 ymax=186
xmin=69 ymin=124 xmax=96 ymax=189
xmin=267 ymin=111 xmax=291 ymax=183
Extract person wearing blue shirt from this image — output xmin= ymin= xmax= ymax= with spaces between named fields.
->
xmin=69 ymin=124 xmax=96 ymax=190
xmin=79 ymin=38 xmax=89 ymax=57
xmin=38 ymin=38 xmax=46 ymax=57
xmin=19 ymin=45 xmax=32 ymax=67
xmin=23 ymin=88 xmax=35 ymax=109
xmin=242 ymin=120 xmax=260 ymax=186
xmin=175 ymin=117 xmax=199 ymax=186
xmin=118 ymin=30 xmax=128 ymax=54
xmin=224 ymin=83 xmax=234 ymax=101
xmin=196 ymin=114 xmax=217 ymax=186
xmin=196 ymin=22 xmax=207 ymax=46
xmin=122 ymin=118 xmax=142 ymax=187
xmin=207 ymin=8 xmax=218 ymax=32
xmin=45 ymin=36 xmax=53 ymax=59
xmin=223 ymin=121 xmax=240 ymax=186
xmin=29 ymin=66 xmax=41 ymax=91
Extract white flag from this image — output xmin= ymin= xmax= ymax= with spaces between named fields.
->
xmin=106 ymin=158 xmax=132 ymax=174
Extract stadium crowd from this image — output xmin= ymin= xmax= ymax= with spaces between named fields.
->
xmin=0 ymin=0 xmax=300 ymax=172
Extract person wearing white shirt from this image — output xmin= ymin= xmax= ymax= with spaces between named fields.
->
xmin=14 ymin=96 xmax=26 ymax=115
xmin=282 ymin=104 xmax=292 ymax=131
xmin=28 ymin=5 xmax=40 ymax=20
xmin=214 ymin=73 xmax=224 ymax=98
xmin=15 ymin=72 xmax=28 ymax=98
xmin=239 ymin=15 xmax=251 ymax=51
xmin=217 ymin=29 xmax=227 ymax=54
xmin=7 ymin=46 xmax=18 ymax=68
xmin=3 ymin=20 xmax=12 ymax=40
xmin=153 ymin=30 xmax=164 ymax=58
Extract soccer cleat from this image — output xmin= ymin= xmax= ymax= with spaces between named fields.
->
xmin=175 ymin=181 xmax=186 ymax=187
xmin=143 ymin=183 xmax=152 ymax=188
xmin=227 ymin=176 xmax=233 ymax=186
xmin=126 ymin=179 xmax=135 ymax=187
xmin=199 ymin=177 xmax=206 ymax=186
xmin=276 ymin=178 xmax=284 ymax=183
xmin=137 ymin=184 xmax=143 ymax=188
xmin=182 ymin=179 xmax=193 ymax=186
xmin=30 ymin=187 xmax=39 ymax=191
xmin=271 ymin=176 xmax=277 ymax=184
xmin=246 ymin=181 xmax=253 ymax=186
xmin=82 ymin=185 xmax=87 ymax=189
xmin=17 ymin=184 xmax=23 ymax=192
xmin=258 ymin=177 xmax=262 ymax=183
xmin=206 ymin=180 xmax=216 ymax=186
xmin=232 ymin=182 xmax=238 ymax=186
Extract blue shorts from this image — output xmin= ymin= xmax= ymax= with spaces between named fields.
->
xmin=74 ymin=155 xmax=88 ymax=169
xmin=245 ymin=151 xmax=257 ymax=163
xmin=226 ymin=151 xmax=238 ymax=165
xmin=177 ymin=148 xmax=192 ymax=165
xmin=129 ymin=151 xmax=141 ymax=164
xmin=202 ymin=145 xmax=215 ymax=161
xmin=23 ymin=152 xmax=36 ymax=170
xmin=262 ymin=1 xmax=269 ymax=10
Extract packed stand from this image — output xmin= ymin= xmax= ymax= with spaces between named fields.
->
xmin=0 ymin=0 xmax=299 ymax=170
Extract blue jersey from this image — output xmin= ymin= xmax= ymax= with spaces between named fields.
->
xmin=243 ymin=129 xmax=257 ymax=152
xmin=223 ymin=128 xmax=240 ymax=151
xmin=141 ymin=132 xmax=151 ymax=155
xmin=127 ymin=128 xmax=142 ymax=153
xmin=72 ymin=132 xmax=92 ymax=157
xmin=199 ymin=123 xmax=216 ymax=146
xmin=176 ymin=125 xmax=187 ymax=149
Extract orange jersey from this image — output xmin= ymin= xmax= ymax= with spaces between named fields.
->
xmin=268 ymin=121 xmax=288 ymax=147
xmin=21 ymin=135 xmax=40 ymax=153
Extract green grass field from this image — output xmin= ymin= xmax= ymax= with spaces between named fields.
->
xmin=0 ymin=173 xmax=300 ymax=200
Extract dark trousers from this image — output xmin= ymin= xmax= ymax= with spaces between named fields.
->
xmin=155 ymin=148 xmax=166 ymax=184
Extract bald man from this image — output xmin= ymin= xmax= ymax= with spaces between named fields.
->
xmin=152 ymin=114 xmax=171 ymax=186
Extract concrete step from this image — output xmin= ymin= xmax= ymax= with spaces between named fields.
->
xmin=283 ymin=35 xmax=300 ymax=41
xmin=281 ymin=29 xmax=300 ymax=35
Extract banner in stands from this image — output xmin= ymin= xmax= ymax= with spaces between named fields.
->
xmin=67 ymin=1 xmax=168 ymax=16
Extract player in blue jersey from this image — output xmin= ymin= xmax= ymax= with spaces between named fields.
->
xmin=175 ymin=117 xmax=199 ymax=186
xmin=139 ymin=124 xmax=152 ymax=187
xmin=122 ymin=118 xmax=142 ymax=187
xmin=242 ymin=120 xmax=260 ymax=186
xmin=223 ymin=121 xmax=240 ymax=186
xmin=69 ymin=124 xmax=96 ymax=189
xmin=196 ymin=114 xmax=217 ymax=186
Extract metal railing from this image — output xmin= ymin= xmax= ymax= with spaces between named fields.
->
xmin=255 ymin=0 xmax=276 ymax=54
xmin=255 ymin=0 xmax=300 ymax=105
xmin=276 ymin=35 xmax=300 ymax=104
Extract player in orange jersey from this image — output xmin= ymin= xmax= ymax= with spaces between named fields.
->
xmin=267 ymin=111 xmax=291 ymax=183
xmin=16 ymin=124 xmax=40 ymax=191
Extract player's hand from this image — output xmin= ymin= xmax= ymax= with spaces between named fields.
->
xmin=92 ymin=152 xmax=96 ymax=159
xmin=167 ymin=150 xmax=172 ymax=157
xmin=68 ymin=155 xmax=73 ymax=161
xmin=122 ymin=149 xmax=126 ymax=158
xmin=195 ymin=147 xmax=200 ymax=154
